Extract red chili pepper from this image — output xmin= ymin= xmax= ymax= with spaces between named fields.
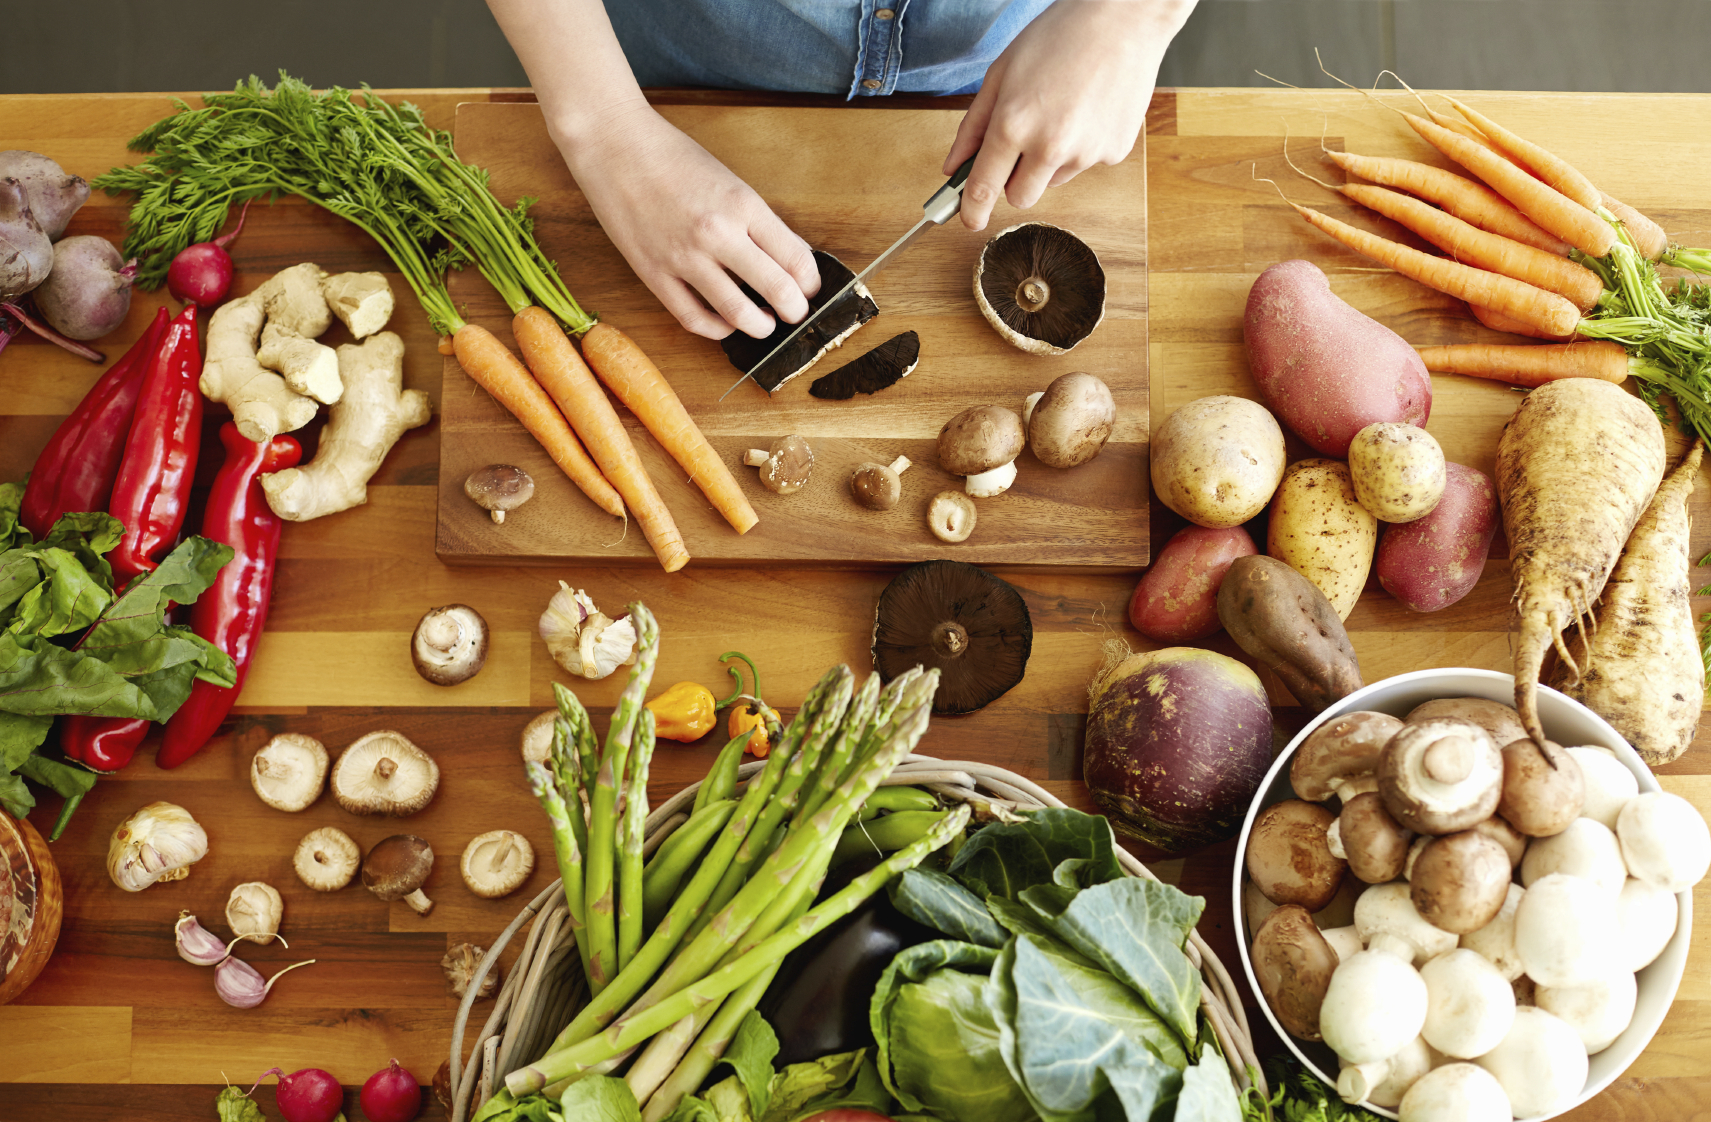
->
xmin=60 ymin=714 xmax=151 ymax=773
xmin=19 ymin=307 xmax=171 ymax=539
xmin=107 ymin=303 xmax=204 ymax=588
xmin=156 ymin=424 xmax=302 ymax=770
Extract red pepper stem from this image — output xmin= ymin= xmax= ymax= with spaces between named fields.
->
xmin=714 ymin=651 xmax=762 ymax=710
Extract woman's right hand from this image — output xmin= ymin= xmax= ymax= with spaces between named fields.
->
xmin=557 ymin=103 xmax=822 ymax=341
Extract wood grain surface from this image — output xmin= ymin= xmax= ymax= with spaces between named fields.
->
xmin=435 ymin=101 xmax=1150 ymax=570
xmin=1 ymin=85 xmax=1709 ymax=1122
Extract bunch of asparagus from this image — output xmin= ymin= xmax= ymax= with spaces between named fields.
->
xmin=518 ymin=602 xmax=969 ymax=1118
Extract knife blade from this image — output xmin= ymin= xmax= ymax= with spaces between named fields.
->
xmin=719 ymin=155 xmax=977 ymax=401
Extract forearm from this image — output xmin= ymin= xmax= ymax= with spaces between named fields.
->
xmin=485 ymin=0 xmax=651 ymax=153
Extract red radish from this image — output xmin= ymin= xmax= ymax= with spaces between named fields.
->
xmin=360 ymin=1059 xmax=422 ymax=1122
xmin=167 ymin=198 xmax=250 ymax=305
xmin=269 ymin=1067 xmax=344 ymax=1122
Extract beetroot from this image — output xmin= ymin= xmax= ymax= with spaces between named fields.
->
xmin=360 ymin=1059 xmax=422 ymax=1122
xmin=0 ymin=178 xmax=52 ymax=301
xmin=275 ymin=1067 xmax=344 ymax=1122
xmin=34 ymin=235 xmax=134 ymax=340
xmin=168 ymin=198 xmax=250 ymax=305
xmin=0 ymin=150 xmax=89 ymax=241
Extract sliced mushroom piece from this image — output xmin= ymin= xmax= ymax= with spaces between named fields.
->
xmin=412 ymin=604 xmax=489 ymax=686
xmin=720 ymin=250 xmax=878 ymax=392
xmin=250 ymin=732 xmax=329 ymax=812
xmin=926 ymin=491 xmax=977 ymax=543
xmin=442 ymin=942 xmax=500 ymax=1000
xmin=332 ymin=730 xmax=441 ymax=816
xmin=1028 ymin=372 xmax=1116 ymax=469
xmin=1251 ymin=904 xmax=1338 ymax=1040
xmin=461 ymin=830 xmax=536 ymax=899
xmin=973 ymin=223 xmax=1106 ymax=354
xmin=850 ymin=455 xmax=911 ymax=511
xmin=808 ymin=330 xmax=920 ymax=400
xmin=871 ymin=560 xmax=1031 ymax=715
xmin=294 ymin=826 xmax=360 ymax=891
xmin=464 ymin=465 xmax=535 ymax=524
xmin=755 ymin=434 xmax=814 ymax=495
xmin=363 ymin=834 xmax=435 ymax=915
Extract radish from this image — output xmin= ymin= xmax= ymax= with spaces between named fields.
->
xmin=268 ymin=1067 xmax=344 ymax=1122
xmin=167 ymin=198 xmax=250 ymax=305
xmin=360 ymin=1058 xmax=422 ymax=1122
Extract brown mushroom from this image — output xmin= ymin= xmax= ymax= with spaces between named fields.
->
xmin=463 ymin=465 xmax=534 ymax=524
xmin=1246 ymin=799 xmax=1347 ymax=910
xmin=1251 ymin=904 xmax=1340 ymax=1041
xmin=363 ymin=834 xmax=435 ymax=915
xmin=719 ymin=251 xmax=878 ymax=392
xmin=871 ymin=560 xmax=1032 ymax=715
xmin=1410 ymin=830 xmax=1513 ymax=934
xmin=850 ymin=455 xmax=912 ymax=511
xmin=973 ymin=223 xmax=1106 ymax=355
xmin=1332 ymin=791 xmax=1414 ymax=884
xmin=411 ymin=604 xmax=489 ymax=686
xmin=1378 ymin=719 xmax=1504 ymax=835
xmin=1406 ymin=697 xmax=1527 ymax=747
xmin=926 ymin=491 xmax=977 ymax=543
xmin=1290 ymin=710 xmax=1404 ymax=802
xmin=1473 ymin=814 xmax=1529 ymax=868
xmin=1027 ymin=372 xmax=1116 ymax=469
xmin=331 ymin=731 xmax=441 ymax=816
xmin=749 ymin=434 xmax=814 ymax=494
xmin=1498 ymin=738 xmax=1585 ymax=837
xmin=938 ymin=405 xmax=1025 ymax=499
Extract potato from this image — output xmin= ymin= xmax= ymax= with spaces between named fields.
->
xmin=1376 ymin=462 xmax=1498 ymax=612
xmin=1244 ymin=260 xmax=1432 ymax=457
xmin=1266 ymin=459 xmax=1378 ymax=620
xmin=1151 ymin=395 xmax=1286 ymax=528
xmin=1128 ymin=524 xmax=1257 ymax=642
xmin=1217 ymin=554 xmax=1364 ymax=712
xmin=1349 ymin=422 xmax=1446 ymax=523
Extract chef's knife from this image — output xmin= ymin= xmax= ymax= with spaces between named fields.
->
xmin=719 ymin=155 xmax=977 ymax=400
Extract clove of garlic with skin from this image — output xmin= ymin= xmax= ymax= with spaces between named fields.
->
xmin=215 ymin=955 xmax=317 ymax=1009
xmin=175 ymin=912 xmax=231 ymax=966
xmin=226 ymin=882 xmax=284 ymax=944
xmin=108 ymin=802 xmax=208 ymax=892
xmin=538 ymin=582 xmax=638 ymax=680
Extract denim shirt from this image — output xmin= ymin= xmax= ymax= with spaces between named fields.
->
xmin=607 ymin=0 xmax=1054 ymax=98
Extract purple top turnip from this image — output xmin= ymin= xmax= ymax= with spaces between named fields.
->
xmin=168 ymin=198 xmax=250 ymax=305
xmin=0 ymin=150 xmax=89 ymax=241
xmin=35 ymin=235 xmax=135 ymax=340
xmin=0 ymin=178 xmax=53 ymax=301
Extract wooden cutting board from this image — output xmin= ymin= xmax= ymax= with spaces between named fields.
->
xmin=435 ymin=102 xmax=1149 ymax=570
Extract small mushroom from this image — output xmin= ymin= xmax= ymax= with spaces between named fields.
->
xmin=411 ymin=604 xmax=489 ymax=686
xmin=870 ymin=559 xmax=1032 ymax=715
xmin=1250 ymin=904 xmax=1339 ymax=1040
xmin=1471 ymin=813 xmax=1528 ymax=868
xmin=1289 ymin=710 xmax=1403 ymax=802
xmin=1616 ymin=876 xmax=1678 ymax=972
xmin=1459 ymin=882 xmax=1527 ymax=980
xmin=1565 ymin=745 xmax=1638 ymax=830
xmin=520 ymin=710 xmax=556 ymax=765
xmin=1617 ymin=790 xmax=1711 ymax=893
xmin=1027 ymin=372 xmax=1116 ymax=469
xmin=461 ymin=830 xmax=536 ymax=899
xmin=250 ymin=732 xmax=329 ymax=812
xmin=1247 ymin=799 xmax=1346 ymax=911
xmin=464 ymin=464 xmax=534 ymax=523
xmin=1396 ymin=1063 xmax=1512 ymax=1122
xmin=1354 ymin=881 xmax=1458 ymax=966
xmin=363 ymin=834 xmax=435 ymax=915
xmin=744 ymin=434 xmax=814 ymax=494
xmin=1520 ymin=816 xmax=1626 ymax=895
xmin=1378 ymin=719 xmax=1504 ymax=835
xmin=938 ymin=404 xmax=1024 ymax=497
xmin=1513 ymin=872 xmax=1621 ymax=987
xmin=441 ymin=942 xmax=500 ymax=1000
xmin=226 ymin=881 xmax=285 ymax=944
xmin=1319 ymin=944 xmax=1429 ymax=1064
xmin=1329 ymin=791 xmax=1413 ymax=884
xmin=1536 ymin=969 xmax=1637 ymax=1054
xmin=294 ymin=826 xmax=360 ymax=891
xmin=973 ymin=222 xmax=1106 ymax=354
xmin=1411 ymin=829 xmax=1513 ymax=934
xmin=850 ymin=455 xmax=912 ymax=511
xmin=1420 ymin=948 xmax=1516 ymax=1059
xmin=331 ymin=730 xmax=441 ymax=816
xmin=1338 ymin=1034 xmax=1437 ymax=1109
xmin=926 ymin=491 xmax=977 ymax=543
xmin=1474 ymin=1005 xmax=1588 ymax=1119
xmin=1497 ymin=737 xmax=1584 ymax=837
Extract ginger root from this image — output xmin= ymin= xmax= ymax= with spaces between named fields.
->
xmin=259 ymin=331 xmax=430 ymax=522
xmin=321 ymin=271 xmax=394 ymax=339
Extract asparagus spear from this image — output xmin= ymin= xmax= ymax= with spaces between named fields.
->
xmin=795 ymin=670 xmax=883 ymax=822
xmin=617 ymin=705 xmax=656 ymax=973
xmin=553 ymin=681 xmax=600 ymax=794
xmin=550 ymin=715 xmax=589 ymax=875
xmin=504 ymin=801 xmax=973 ymax=1096
xmin=636 ymin=962 xmax=772 ymax=1119
xmin=525 ymin=759 xmax=591 ymax=976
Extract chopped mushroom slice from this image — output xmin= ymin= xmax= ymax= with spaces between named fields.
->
xmin=332 ymin=730 xmax=441 ymax=816
xmin=363 ymin=834 xmax=435 ymax=915
xmin=461 ymin=830 xmax=535 ymax=899
xmin=973 ymin=223 xmax=1106 ymax=354
xmin=720 ymin=251 xmax=879 ymax=392
xmin=809 ymin=330 xmax=920 ymax=400
xmin=442 ymin=942 xmax=500 ymax=1000
xmin=871 ymin=560 xmax=1032 ymax=715
xmin=250 ymin=732 xmax=329 ymax=812
xmin=295 ymin=826 xmax=360 ymax=891
xmin=412 ymin=604 xmax=489 ymax=686
xmin=464 ymin=465 xmax=535 ymax=523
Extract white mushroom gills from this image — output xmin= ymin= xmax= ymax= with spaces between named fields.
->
xmin=461 ymin=829 xmax=536 ymax=899
xmin=413 ymin=605 xmax=487 ymax=684
xmin=294 ymin=826 xmax=360 ymax=891
xmin=250 ymin=732 xmax=329 ymax=812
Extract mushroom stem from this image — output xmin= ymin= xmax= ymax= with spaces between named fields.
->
xmin=1338 ymin=1059 xmax=1390 ymax=1104
xmin=1018 ymin=277 xmax=1051 ymax=312
xmin=403 ymin=888 xmax=434 ymax=916
xmin=490 ymin=832 xmax=516 ymax=873
xmin=1424 ymin=736 xmax=1476 ymax=783
xmin=888 ymin=455 xmax=912 ymax=475
xmin=743 ymin=449 xmax=768 ymax=467
xmin=490 ymin=509 xmax=506 ymax=524
xmin=375 ymin=756 xmax=397 ymax=780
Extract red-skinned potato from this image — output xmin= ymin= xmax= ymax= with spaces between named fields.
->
xmin=1243 ymin=260 xmax=1432 ymax=456
xmin=1376 ymin=461 xmax=1499 ymax=612
xmin=1129 ymin=524 xmax=1258 ymax=642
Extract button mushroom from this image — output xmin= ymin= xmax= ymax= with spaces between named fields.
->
xmin=1027 ymin=372 xmax=1116 ymax=468
xmin=1617 ymin=790 xmax=1711 ymax=892
xmin=1396 ymin=1063 xmax=1513 ymax=1122
xmin=1328 ymin=791 xmax=1413 ymax=885
xmin=1520 ymin=816 xmax=1626 ymax=895
xmin=461 ymin=830 xmax=535 ymax=899
xmin=1250 ymin=904 xmax=1339 ymax=1041
xmin=1319 ymin=943 xmax=1429 ymax=1065
xmin=746 ymin=434 xmax=814 ymax=494
xmin=1420 ymin=948 xmax=1516 ymax=1059
xmin=1410 ymin=829 xmax=1513 ymax=934
xmin=1471 ymin=813 xmax=1528 ymax=869
xmin=1565 ymin=745 xmax=1638 ymax=830
xmin=250 ymin=732 xmax=330 ymax=813
xmin=294 ymin=826 xmax=360 ymax=891
xmin=1513 ymin=872 xmax=1621 ymax=987
xmin=849 ymin=455 xmax=911 ymax=511
xmin=411 ymin=604 xmax=489 ymax=686
xmin=1337 ymin=1034 xmax=1437 ymax=1109
xmin=1615 ymin=875 xmax=1678 ymax=972
xmin=520 ymin=709 xmax=556 ymax=765
xmin=1247 ymin=799 xmax=1347 ymax=911
xmin=1290 ymin=710 xmax=1403 ymax=803
xmin=1474 ymin=1005 xmax=1589 ymax=1119
xmin=331 ymin=730 xmax=441 ymax=816
xmin=973 ymin=222 xmax=1106 ymax=355
xmin=1354 ymin=881 xmax=1458 ymax=966
xmin=363 ymin=834 xmax=435 ymax=915
xmin=1459 ymin=882 xmax=1527 ymax=980
xmin=1405 ymin=696 xmax=1527 ymax=747
xmin=926 ymin=490 xmax=977 ymax=543
xmin=464 ymin=464 xmax=535 ymax=523
xmin=1378 ymin=719 xmax=1504 ymax=835
xmin=870 ymin=560 xmax=1032 ymax=715
xmin=227 ymin=881 xmax=284 ymax=944
xmin=1497 ymin=737 xmax=1584 ymax=837
xmin=937 ymin=404 xmax=1024 ymax=498
xmin=1536 ymin=969 xmax=1637 ymax=1054
xmin=442 ymin=942 xmax=500 ymax=1000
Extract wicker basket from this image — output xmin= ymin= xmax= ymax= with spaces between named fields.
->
xmin=447 ymin=755 xmax=1264 ymax=1120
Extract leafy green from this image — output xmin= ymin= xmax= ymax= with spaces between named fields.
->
xmin=0 ymin=482 xmax=24 ymax=552
xmin=947 ymin=808 xmax=1122 ymax=902
xmin=1177 ymin=1048 xmax=1242 ymax=1122
xmin=722 ymin=1010 xmax=781 ymax=1120
xmin=214 ymin=1085 xmax=265 ymax=1122
xmin=1244 ymin=1055 xmax=1386 ymax=1122
xmin=664 ymin=1047 xmax=881 ymax=1122
xmin=559 ymin=1075 xmax=642 ymax=1121
xmin=889 ymin=866 xmax=1009 ymax=948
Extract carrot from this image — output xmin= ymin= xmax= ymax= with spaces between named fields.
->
xmin=1285 ymin=199 xmax=1582 ymax=337
xmin=1496 ymin=377 xmax=1666 ymax=749
xmin=1550 ymin=439 xmax=1704 ymax=764
xmin=579 ymin=323 xmax=759 ymax=536
xmin=1340 ymin=183 xmax=1604 ymax=311
xmin=1324 ymin=151 xmax=1571 ymax=256
xmin=1401 ymin=111 xmax=1616 ymax=258
xmin=1414 ymin=342 xmax=1630 ymax=387
xmin=452 ymin=324 xmax=627 ymax=519
xmin=1468 ymin=303 xmax=1573 ymax=341
xmin=1444 ymin=97 xmax=1603 ymax=214
xmin=512 ymin=308 xmax=690 ymax=573
xmin=1602 ymin=192 xmax=1669 ymax=262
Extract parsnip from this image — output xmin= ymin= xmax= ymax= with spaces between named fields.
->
xmin=1551 ymin=440 xmax=1705 ymax=764
xmin=1497 ymin=378 xmax=1666 ymax=752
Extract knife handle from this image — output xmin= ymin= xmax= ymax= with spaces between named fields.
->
xmin=923 ymin=155 xmax=977 ymax=225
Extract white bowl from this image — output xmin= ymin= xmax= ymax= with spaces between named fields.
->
xmin=1232 ymin=668 xmax=1691 ymax=1121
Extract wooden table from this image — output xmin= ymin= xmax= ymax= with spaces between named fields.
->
xmin=1 ymin=86 xmax=1709 ymax=1121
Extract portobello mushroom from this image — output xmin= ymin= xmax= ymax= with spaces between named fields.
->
xmin=721 ymin=250 xmax=878 ymax=393
xmin=872 ymin=560 xmax=1033 ymax=714
xmin=809 ymin=330 xmax=921 ymax=400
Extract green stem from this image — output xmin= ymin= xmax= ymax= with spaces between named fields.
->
xmin=618 ymin=707 xmax=656 ymax=973
xmin=526 ymin=760 xmax=591 ymax=976
xmin=714 ymin=651 xmax=763 ymax=709
xmin=642 ymin=799 xmax=738 ymax=928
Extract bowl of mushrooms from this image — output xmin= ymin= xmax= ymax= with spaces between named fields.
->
xmin=1233 ymin=667 xmax=1705 ymax=1122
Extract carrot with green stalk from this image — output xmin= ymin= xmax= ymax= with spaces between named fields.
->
xmin=1414 ymin=341 xmax=1668 ymax=387
xmin=1321 ymin=149 xmax=1571 ymax=256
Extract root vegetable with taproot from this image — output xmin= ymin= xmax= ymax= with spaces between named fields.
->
xmin=1497 ymin=377 xmax=1666 ymax=752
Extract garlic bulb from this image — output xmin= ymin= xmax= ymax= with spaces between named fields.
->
xmin=538 ymin=582 xmax=638 ymax=680
xmin=226 ymin=882 xmax=284 ymax=943
xmin=107 ymin=801 xmax=208 ymax=892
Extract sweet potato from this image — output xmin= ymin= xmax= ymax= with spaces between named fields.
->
xmin=1218 ymin=554 xmax=1364 ymax=712
xmin=1376 ymin=462 xmax=1499 ymax=612
xmin=1551 ymin=440 xmax=1704 ymax=764
xmin=1129 ymin=524 xmax=1257 ymax=642
xmin=1497 ymin=378 xmax=1666 ymax=748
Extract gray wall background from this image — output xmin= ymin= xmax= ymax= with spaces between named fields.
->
xmin=4 ymin=1 xmax=1708 ymax=97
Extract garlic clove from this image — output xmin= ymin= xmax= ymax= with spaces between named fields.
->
xmin=215 ymin=955 xmax=316 ymax=1009
xmin=175 ymin=912 xmax=230 ymax=966
xmin=108 ymin=802 xmax=209 ymax=892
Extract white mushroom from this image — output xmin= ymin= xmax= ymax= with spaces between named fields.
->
xmin=1378 ymin=719 xmax=1504 ymax=835
xmin=1520 ymin=816 xmax=1627 ymax=895
xmin=1474 ymin=1005 xmax=1589 ymax=1119
xmin=1321 ymin=924 xmax=1364 ymax=963
xmin=1396 ymin=1062 xmax=1512 ymax=1122
xmin=1615 ymin=876 xmax=1679 ymax=973
xmin=226 ymin=881 xmax=284 ymax=944
xmin=1319 ymin=947 xmax=1429 ymax=1064
xmin=1338 ymin=1034 xmax=1436 ymax=1107
xmin=964 ymin=459 xmax=1018 ymax=498
xmin=1617 ymin=790 xmax=1711 ymax=893
xmin=331 ymin=730 xmax=441 ymax=816
xmin=1513 ymin=873 xmax=1620 ymax=988
xmin=1355 ymin=881 xmax=1458 ymax=966
xmin=1459 ymin=883 xmax=1526 ymax=981
xmin=1536 ymin=969 xmax=1637 ymax=1054
xmin=250 ymin=733 xmax=330 ymax=812
xmin=1565 ymin=745 xmax=1638 ymax=830
xmin=412 ymin=604 xmax=490 ymax=686
xmin=461 ymin=830 xmax=536 ymax=899
xmin=294 ymin=826 xmax=360 ymax=891
xmin=520 ymin=710 xmax=555 ymax=765
xmin=1420 ymin=948 xmax=1516 ymax=1059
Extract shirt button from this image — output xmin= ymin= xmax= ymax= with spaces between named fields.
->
xmin=861 ymin=78 xmax=882 ymax=89
xmin=876 ymin=7 xmax=894 ymax=18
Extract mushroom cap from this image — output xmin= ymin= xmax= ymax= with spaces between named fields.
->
xmin=1245 ymin=799 xmax=1346 ymax=910
xmin=1290 ymin=710 xmax=1403 ymax=802
xmin=1459 ymin=881 xmax=1527 ymax=981
xmin=1520 ymin=815 xmax=1626 ymax=895
xmin=1319 ymin=947 xmax=1429 ymax=1064
xmin=1564 ymin=745 xmax=1638 ymax=830
xmin=1617 ymin=790 xmax=1711 ymax=893
xmin=1251 ymin=904 xmax=1338 ymax=1040
xmin=1378 ymin=719 xmax=1503 ymax=835
xmin=938 ymin=404 xmax=1024 ymax=476
xmin=759 ymin=434 xmax=814 ymax=494
xmin=1616 ymin=876 xmax=1678 ymax=973
xmin=1354 ymin=881 xmax=1458 ymax=965
xmin=1397 ymin=1063 xmax=1512 ymax=1122
xmin=250 ymin=732 xmax=329 ymax=812
xmin=1514 ymin=872 xmax=1621 ymax=987
xmin=294 ymin=826 xmax=360 ymax=891
xmin=1405 ymin=697 xmax=1527 ymax=747
xmin=1498 ymin=738 xmax=1585 ymax=837
xmin=1028 ymin=372 xmax=1116 ymax=469
xmin=809 ymin=330 xmax=920 ymax=400
xmin=926 ymin=490 xmax=977 ymax=543
xmin=1471 ymin=813 xmax=1528 ymax=868
xmin=871 ymin=560 xmax=1032 ymax=715
xmin=1340 ymin=1033 xmax=1437 ymax=1109
xmin=412 ymin=604 xmax=489 ymax=686
xmin=1536 ymin=969 xmax=1637 ymax=1054
xmin=973 ymin=223 xmax=1106 ymax=355
xmin=520 ymin=710 xmax=556 ymax=765
xmin=1411 ymin=829 xmax=1513 ymax=934
xmin=460 ymin=830 xmax=536 ymax=899
xmin=362 ymin=834 xmax=435 ymax=901
xmin=850 ymin=461 xmax=903 ymax=511
xmin=1420 ymin=948 xmax=1517 ymax=1058
xmin=331 ymin=730 xmax=441 ymax=816
xmin=464 ymin=464 xmax=535 ymax=514
xmin=720 ymin=250 xmax=879 ymax=392
xmin=1474 ymin=1005 xmax=1588 ymax=1119
xmin=1337 ymin=790 xmax=1413 ymax=885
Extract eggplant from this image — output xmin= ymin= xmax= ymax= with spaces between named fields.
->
xmin=757 ymin=853 xmax=936 ymax=1067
